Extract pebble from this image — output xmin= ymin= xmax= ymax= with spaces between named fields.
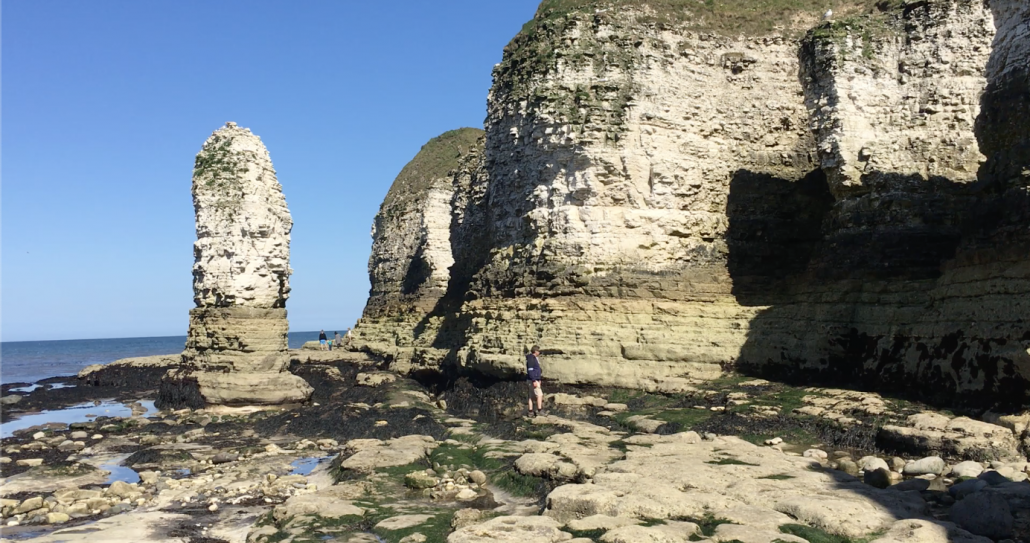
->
xmin=803 ymin=449 xmax=828 ymax=460
xmin=32 ymin=432 xmax=45 ymax=440
xmin=764 ymin=437 xmax=783 ymax=446
xmin=208 ymin=504 xmax=218 ymax=512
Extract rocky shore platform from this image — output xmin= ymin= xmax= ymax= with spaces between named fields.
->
xmin=2 ymin=353 xmax=1030 ymax=543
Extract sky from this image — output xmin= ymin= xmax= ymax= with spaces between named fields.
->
xmin=2 ymin=0 xmax=541 ymax=342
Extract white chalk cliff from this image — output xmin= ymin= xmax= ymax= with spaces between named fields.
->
xmin=355 ymin=0 xmax=1030 ymax=407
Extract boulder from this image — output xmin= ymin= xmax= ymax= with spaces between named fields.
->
xmin=272 ymin=487 xmax=364 ymax=522
xmin=107 ymin=480 xmax=135 ymax=498
xmin=46 ymin=512 xmax=70 ymax=524
xmin=340 ymin=435 xmax=436 ymax=472
xmin=624 ymin=415 xmax=666 ymax=434
xmin=455 ymin=488 xmax=479 ymax=501
xmin=977 ymin=470 xmax=1011 ymax=486
xmin=864 ymin=468 xmax=892 ymax=489
xmin=903 ymin=457 xmax=945 ymax=476
xmin=950 ymin=461 xmax=984 ymax=478
xmin=869 ymin=519 xmax=991 ymax=543
xmin=859 ymin=456 xmax=890 ymax=473
xmin=356 ymin=372 xmax=398 ymax=387
xmin=447 ymin=515 xmax=571 ymax=543
xmin=211 ymin=452 xmax=239 ymax=464
xmin=837 ymin=459 xmax=860 ymax=476
xmin=451 ymin=509 xmax=485 ymax=530
xmin=880 ymin=415 xmax=1020 ymax=460
xmin=14 ymin=497 xmax=44 ymax=515
xmin=404 ymin=471 xmax=439 ymax=490
xmin=566 ymin=515 xmax=640 ymax=532
xmin=948 ymin=492 xmax=1013 ymax=538
xmin=183 ymin=371 xmax=314 ymax=405
xmin=375 ymin=514 xmax=435 ymax=531
xmin=949 ymin=479 xmax=988 ymax=499
xmin=601 ymin=520 xmax=699 ymax=543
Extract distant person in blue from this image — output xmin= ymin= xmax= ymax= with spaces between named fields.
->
xmin=526 ymin=345 xmax=545 ymax=416
xmin=319 ymin=330 xmax=328 ymax=351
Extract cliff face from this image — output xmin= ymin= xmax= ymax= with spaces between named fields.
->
xmin=457 ymin=8 xmax=828 ymax=387
xmin=357 ymin=0 xmax=1030 ymax=406
xmin=356 ymin=128 xmax=484 ymax=363
xmin=739 ymin=0 xmax=1030 ymax=407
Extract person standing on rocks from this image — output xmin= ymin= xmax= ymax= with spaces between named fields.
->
xmin=334 ymin=331 xmax=342 ymax=348
xmin=526 ymin=345 xmax=544 ymax=416
xmin=319 ymin=330 xmax=328 ymax=351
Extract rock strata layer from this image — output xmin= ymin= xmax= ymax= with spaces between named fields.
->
xmin=355 ymin=1 xmax=1030 ymax=406
xmin=161 ymin=122 xmax=311 ymax=407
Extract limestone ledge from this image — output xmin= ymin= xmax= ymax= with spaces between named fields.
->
xmin=182 ymin=307 xmax=290 ymax=374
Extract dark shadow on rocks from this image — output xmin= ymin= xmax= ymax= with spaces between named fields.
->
xmin=729 ymin=162 xmax=1030 ymax=410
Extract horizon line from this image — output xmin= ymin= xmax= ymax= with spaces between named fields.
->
xmin=0 ymin=329 xmax=347 ymax=345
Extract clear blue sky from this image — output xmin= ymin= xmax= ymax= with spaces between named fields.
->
xmin=2 ymin=0 xmax=540 ymax=342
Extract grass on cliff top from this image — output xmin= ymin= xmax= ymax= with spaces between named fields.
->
xmin=523 ymin=0 xmax=887 ymax=37
xmin=380 ymin=127 xmax=484 ymax=211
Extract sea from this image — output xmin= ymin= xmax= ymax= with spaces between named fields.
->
xmin=0 ymin=331 xmax=322 ymax=386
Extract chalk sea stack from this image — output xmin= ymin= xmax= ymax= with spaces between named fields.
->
xmin=160 ymin=122 xmax=312 ymax=407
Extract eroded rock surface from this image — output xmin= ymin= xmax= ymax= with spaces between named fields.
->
xmin=161 ymin=122 xmax=311 ymax=407
xmin=353 ymin=0 xmax=1030 ymax=407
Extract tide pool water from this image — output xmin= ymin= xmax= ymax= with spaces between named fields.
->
xmin=0 ymin=400 xmax=158 ymax=438
xmin=1 ymin=331 xmax=322 ymax=385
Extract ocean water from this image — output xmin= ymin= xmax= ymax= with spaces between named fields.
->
xmin=0 ymin=331 xmax=321 ymax=385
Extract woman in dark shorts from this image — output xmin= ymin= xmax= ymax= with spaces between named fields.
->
xmin=526 ymin=345 xmax=544 ymax=416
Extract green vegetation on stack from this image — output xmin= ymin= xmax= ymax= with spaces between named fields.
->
xmin=380 ymin=127 xmax=484 ymax=211
xmin=522 ymin=0 xmax=889 ymax=40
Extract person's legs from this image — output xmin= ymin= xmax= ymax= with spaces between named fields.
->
xmin=527 ymin=382 xmax=536 ymax=414
xmin=535 ymin=383 xmax=544 ymax=412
